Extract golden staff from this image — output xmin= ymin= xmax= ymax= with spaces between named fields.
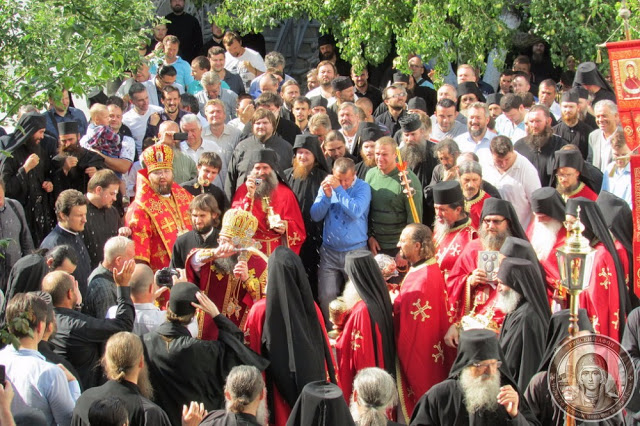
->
xmin=396 ymin=147 xmax=420 ymax=223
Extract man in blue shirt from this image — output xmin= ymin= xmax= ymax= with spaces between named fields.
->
xmin=45 ymin=88 xmax=88 ymax=139
xmin=310 ymin=156 xmax=371 ymax=326
xmin=149 ymin=35 xmax=194 ymax=89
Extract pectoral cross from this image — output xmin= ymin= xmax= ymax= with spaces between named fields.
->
xmin=410 ymin=299 xmax=432 ymax=322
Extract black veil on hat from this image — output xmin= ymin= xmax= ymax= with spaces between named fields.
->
xmin=480 ymin=198 xmax=528 ymax=240
xmin=530 ymin=187 xmax=566 ymax=223
xmin=292 ymin=134 xmax=330 ymax=174
xmin=448 ymin=329 xmax=510 ymax=378
xmin=537 ymin=309 xmax=593 ymax=373
xmin=262 ymin=247 xmax=337 ymax=408
xmin=1 ymin=253 xmax=49 ymax=324
xmin=456 ymin=82 xmax=486 ymax=104
xmin=245 ymin=148 xmax=288 ymax=185
xmin=552 ymin=149 xmax=599 ymax=192
xmin=0 ymin=112 xmax=47 ymax=155
xmin=286 ymin=381 xmax=355 ymax=426
xmin=353 ymin=122 xmax=383 ymax=155
xmin=500 ymin=236 xmax=548 ymax=292
xmin=566 ymin=197 xmax=631 ymax=326
xmin=344 ymin=250 xmax=395 ymax=379
xmin=432 ymin=181 xmax=463 ymax=205
xmin=573 ymin=62 xmax=614 ymax=92
xmin=497 ymin=257 xmax=551 ymax=326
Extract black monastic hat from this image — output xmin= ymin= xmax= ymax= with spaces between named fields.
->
xmin=432 ymin=181 xmax=463 ymax=205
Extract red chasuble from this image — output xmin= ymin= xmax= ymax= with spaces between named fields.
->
xmin=579 ymin=243 xmax=622 ymax=341
xmin=446 ymin=239 xmax=504 ymax=325
xmin=526 ymin=224 xmax=567 ymax=307
xmin=434 ymin=219 xmax=478 ymax=282
xmin=244 ymin=299 xmax=337 ymax=426
xmin=335 ymin=300 xmax=385 ymax=402
xmin=465 ymin=190 xmax=490 ymax=230
xmin=394 ymin=259 xmax=455 ymax=423
xmin=614 ymin=239 xmax=630 ymax=289
xmin=562 ymin=182 xmax=598 ymax=202
xmin=126 ymin=170 xmax=193 ymax=272
xmin=186 ymin=251 xmax=267 ymax=340
xmin=231 ymin=183 xmax=306 ymax=256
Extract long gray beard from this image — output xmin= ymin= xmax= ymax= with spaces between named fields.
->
xmin=401 ymin=143 xmax=426 ymax=169
xmin=433 ymin=220 xmax=450 ymax=243
xmin=225 ymin=395 xmax=269 ymax=426
xmin=460 ymin=367 xmax=501 ymax=414
xmin=342 ymin=280 xmax=362 ymax=310
xmin=479 ymin=227 xmax=511 ymax=251
xmin=530 ymin=218 xmax=563 ymax=260
xmin=213 ymin=254 xmax=239 ymax=274
xmin=254 ymin=171 xmax=278 ymax=199
xmin=496 ymin=287 xmax=522 ymax=314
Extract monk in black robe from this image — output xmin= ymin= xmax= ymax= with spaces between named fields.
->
xmin=287 ymin=381 xmax=355 ymax=426
xmin=285 ymin=134 xmax=329 ymax=295
xmin=0 ymin=112 xmax=55 ymax=245
xmin=496 ymin=257 xmax=550 ymax=391
xmin=410 ymin=329 xmax=540 ymax=426
xmin=353 ymin=122 xmax=383 ymax=180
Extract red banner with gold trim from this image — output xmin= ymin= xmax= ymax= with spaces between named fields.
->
xmin=607 ymin=40 xmax=640 ymax=150
xmin=632 ymin=155 xmax=640 ymax=297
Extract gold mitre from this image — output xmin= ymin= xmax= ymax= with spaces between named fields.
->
xmin=142 ymin=144 xmax=173 ymax=173
xmin=220 ymin=208 xmax=259 ymax=245
xmin=461 ymin=308 xmax=499 ymax=333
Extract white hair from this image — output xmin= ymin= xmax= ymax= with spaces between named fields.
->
xmin=180 ymin=113 xmax=202 ymax=130
xmin=104 ymin=236 xmax=133 ymax=263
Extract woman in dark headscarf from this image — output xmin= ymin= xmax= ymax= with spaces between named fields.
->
xmin=335 ymin=250 xmax=395 ymax=403
xmin=497 ymin=257 xmax=550 ymax=391
xmin=244 ymin=246 xmax=337 ymax=425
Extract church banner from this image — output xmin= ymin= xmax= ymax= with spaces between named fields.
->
xmin=607 ymin=40 xmax=640 ymax=150
xmin=632 ymin=154 xmax=640 ymax=297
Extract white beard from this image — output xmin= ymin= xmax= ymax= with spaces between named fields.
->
xmin=342 ymin=280 xmax=362 ymax=310
xmin=225 ymin=396 xmax=269 ymax=426
xmin=460 ymin=367 xmax=501 ymax=414
xmin=433 ymin=220 xmax=450 ymax=243
xmin=530 ymin=218 xmax=563 ymax=261
xmin=496 ymin=287 xmax=522 ymax=314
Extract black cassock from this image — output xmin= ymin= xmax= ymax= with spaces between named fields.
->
xmin=200 ymin=411 xmax=261 ymax=426
xmin=83 ymin=203 xmax=122 ymax=269
xmin=514 ymin=135 xmax=566 ymax=187
xmin=142 ymin=318 xmax=268 ymax=426
xmin=170 ymin=229 xmax=219 ymax=270
xmin=51 ymin=147 xmax=105 ymax=200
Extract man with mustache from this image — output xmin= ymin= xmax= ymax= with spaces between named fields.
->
xmin=353 ymin=122 xmax=383 ymax=179
xmin=125 ymin=144 xmax=193 ymax=272
xmin=51 ymin=121 xmax=104 ymax=199
xmin=553 ymin=89 xmax=592 ymax=159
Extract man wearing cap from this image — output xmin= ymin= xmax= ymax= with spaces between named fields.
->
xmin=231 ymin=148 xmax=305 ymax=256
xmin=553 ymin=88 xmax=594 ymax=160
xmin=125 ymin=144 xmax=193 ymax=272
xmin=526 ymin=187 xmax=567 ymax=307
xmin=329 ymin=76 xmax=356 ymax=115
xmin=353 ymin=122 xmax=383 ymax=179
xmin=317 ymin=33 xmax=351 ymax=77
xmin=566 ymin=198 xmax=628 ymax=341
xmin=366 ymin=137 xmax=422 ymax=256
xmin=574 ymin=61 xmax=617 ymax=106
xmin=432 ymin=181 xmax=477 ymax=281
xmin=430 ymin=99 xmax=467 ymax=142
xmin=143 ymin=281 xmax=268 ymax=425
xmin=454 ymin=102 xmax=496 ymax=168
xmin=285 ymin=135 xmax=331 ymax=293
xmin=51 ymin=121 xmax=105 ymax=199
xmin=394 ymin=224 xmax=454 ymax=422
xmin=185 ymin=208 xmax=267 ymax=339
xmin=553 ymin=149 xmax=598 ymax=201
xmin=375 ymin=84 xmax=407 ymax=137
xmin=447 ymin=198 xmax=528 ymax=325
xmin=0 ymin=112 xmax=55 ymax=246
xmin=483 ymin=136 xmax=541 ymax=229
xmin=411 ymin=329 xmax=539 ymax=425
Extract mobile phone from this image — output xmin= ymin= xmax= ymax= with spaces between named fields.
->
xmin=0 ymin=365 xmax=5 ymax=387
xmin=173 ymin=132 xmax=188 ymax=141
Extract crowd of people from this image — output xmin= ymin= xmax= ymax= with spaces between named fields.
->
xmin=0 ymin=1 xmax=637 ymax=424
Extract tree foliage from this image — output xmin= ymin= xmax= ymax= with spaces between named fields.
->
xmin=212 ymin=0 xmax=637 ymax=76
xmin=0 ymin=0 xmax=157 ymax=122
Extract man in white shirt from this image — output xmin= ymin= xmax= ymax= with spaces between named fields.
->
xmin=222 ymin=31 xmax=266 ymax=92
xmin=483 ymin=135 xmax=541 ymax=229
xmin=494 ymin=93 xmax=527 ymax=141
xmin=602 ymin=130 xmax=632 ymax=207
xmin=454 ymin=102 xmax=496 ymax=168
xmin=122 ymin=82 xmax=163 ymax=154
xmin=538 ymin=79 xmax=561 ymax=121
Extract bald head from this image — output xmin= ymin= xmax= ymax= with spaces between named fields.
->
xmin=159 ymin=120 xmax=179 ymax=134
xmin=42 ymin=271 xmax=75 ymax=307
xmin=130 ymin=264 xmax=155 ymax=301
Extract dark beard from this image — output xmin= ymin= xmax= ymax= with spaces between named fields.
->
xmin=137 ymin=364 xmax=154 ymax=400
xmin=213 ymin=254 xmax=239 ymax=274
xmin=195 ymin=224 xmax=213 ymax=236
xmin=479 ymin=227 xmax=511 ymax=251
xmin=320 ymin=51 xmax=334 ymax=61
xmin=171 ymin=4 xmax=184 ymax=13
xmin=59 ymin=142 xmax=82 ymax=156
xmin=525 ymin=127 xmax=552 ymax=149
xmin=401 ymin=143 xmax=426 ymax=169
xmin=26 ymin=137 xmax=41 ymax=154
xmin=254 ymin=171 xmax=278 ymax=199
xmin=291 ymin=158 xmax=313 ymax=180
xmin=532 ymin=52 xmax=545 ymax=63
xmin=150 ymin=181 xmax=173 ymax=196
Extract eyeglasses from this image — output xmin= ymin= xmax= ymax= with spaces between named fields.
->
xmin=472 ymin=361 xmax=502 ymax=370
xmin=482 ymin=218 xmax=506 ymax=226
xmin=555 ymin=172 xmax=577 ymax=180
xmin=389 ymin=93 xmax=407 ymax=99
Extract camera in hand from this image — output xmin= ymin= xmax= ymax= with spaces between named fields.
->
xmin=156 ymin=267 xmax=180 ymax=288
xmin=173 ymin=132 xmax=188 ymax=141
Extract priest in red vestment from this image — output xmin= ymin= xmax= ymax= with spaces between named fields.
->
xmin=526 ymin=187 xmax=567 ymax=308
xmin=394 ymin=223 xmax=454 ymax=422
xmin=566 ymin=198 xmax=630 ymax=341
xmin=447 ymin=198 xmax=528 ymax=327
xmin=231 ymin=149 xmax=306 ymax=256
xmin=186 ymin=208 xmax=268 ymax=340
xmin=432 ymin=181 xmax=478 ymax=284
xmin=335 ymin=250 xmax=395 ymax=404
xmin=552 ymin=149 xmax=598 ymax=201
xmin=126 ymin=144 xmax=193 ymax=271
xmin=244 ymin=247 xmax=338 ymax=426
xmin=459 ymin=161 xmax=491 ymax=229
